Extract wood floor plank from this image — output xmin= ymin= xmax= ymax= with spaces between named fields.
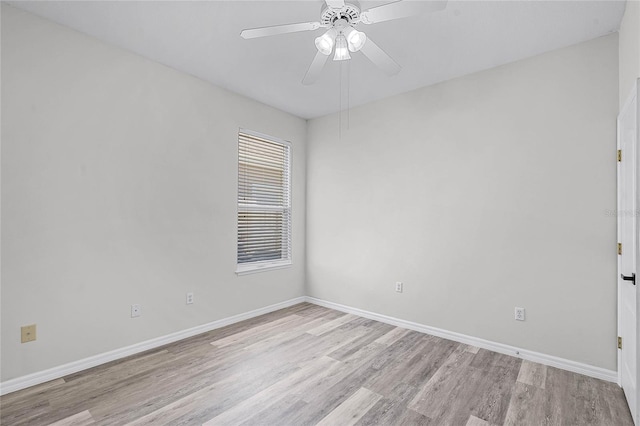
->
xmin=316 ymin=387 xmax=382 ymax=426
xmin=390 ymin=408 xmax=433 ymax=426
xmin=237 ymin=316 xmax=332 ymax=355
xmin=306 ymin=313 xmax=358 ymax=336
xmin=238 ymin=395 xmax=308 ymax=426
xmin=202 ymin=356 xmax=340 ymax=426
xmin=1 ymin=378 xmax=65 ymax=404
xmin=465 ymin=345 xmax=480 ymax=354
xmin=374 ymin=326 xmax=410 ymax=346
xmin=102 ymin=334 xmax=321 ymax=424
xmin=0 ymin=303 xmax=634 ymax=426
xmin=123 ymin=323 xmax=373 ymax=425
xmin=545 ymin=365 xmax=632 ymax=425
xmin=298 ymin=341 xmax=389 ymax=407
xmin=406 ymin=347 xmax=521 ymax=425
xmin=369 ymin=331 xmax=427 ymax=372
xmin=54 ymin=347 xmax=221 ymax=422
xmin=408 ymin=345 xmax=476 ymax=417
xmin=125 ymin=352 xmax=309 ymax=426
xmin=399 ymin=336 xmax=459 ymax=390
xmin=468 ymin=350 xmax=522 ymax=425
xmin=517 ymin=360 xmax=547 ymax=389
xmin=296 ymin=353 xmax=359 ymax=404
xmin=327 ymin=321 xmax=394 ymax=362
xmin=124 ymin=375 xmax=242 ymax=425
xmin=1 ymin=396 xmax=53 ymax=425
xmin=503 ymin=382 xmax=549 ymax=426
xmin=595 ymin=376 xmax=636 ymax=425
xmin=164 ymin=306 xmax=311 ymax=353
xmin=0 ymin=378 xmax=65 ymax=425
xmin=355 ymin=382 xmax=430 ymax=426
xmin=274 ymin=344 xmax=392 ymax=424
xmin=293 ymin=303 xmax=343 ymax=320
xmin=210 ymin=314 xmax=303 ymax=347
xmin=466 ymin=414 xmax=490 ymax=426
xmin=48 ymin=349 xmax=172 ymax=409
xmin=46 ymin=410 xmax=95 ymax=426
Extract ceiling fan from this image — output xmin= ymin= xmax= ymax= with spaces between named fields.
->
xmin=241 ymin=0 xmax=447 ymax=85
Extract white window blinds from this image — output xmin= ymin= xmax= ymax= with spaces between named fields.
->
xmin=237 ymin=130 xmax=291 ymax=272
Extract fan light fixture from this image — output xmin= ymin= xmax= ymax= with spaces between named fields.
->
xmin=333 ymin=35 xmax=351 ymax=61
xmin=315 ymin=21 xmax=365 ymax=60
xmin=344 ymin=27 xmax=367 ymax=52
xmin=239 ymin=0 xmax=446 ymax=85
xmin=315 ymin=28 xmax=337 ymax=56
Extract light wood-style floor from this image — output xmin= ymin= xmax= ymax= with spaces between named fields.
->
xmin=0 ymin=302 xmax=633 ymax=425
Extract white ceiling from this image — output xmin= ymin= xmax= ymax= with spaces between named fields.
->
xmin=8 ymin=1 xmax=625 ymax=119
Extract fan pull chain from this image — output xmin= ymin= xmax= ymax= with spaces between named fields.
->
xmin=347 ymin=60 xmax=350 ymax=130
xmin=339 ymin=60 xmax=342 ymax=140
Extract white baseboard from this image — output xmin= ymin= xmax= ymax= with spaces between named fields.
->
xmin=1 ymin=294 xmax=617 ymax=395
xmin=304 ymin=296 xmax=618 ymax=383
xmin=0 ymin=296 xmax=306 ymax=396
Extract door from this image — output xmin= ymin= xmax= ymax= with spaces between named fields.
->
xmin=619 ymin=79 xmax=639 ymax=425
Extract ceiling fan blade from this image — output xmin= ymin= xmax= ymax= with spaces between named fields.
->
xmin=302 ymin=51 xmax=330 ymax=85
xmin=360 ymin=0 xmax=447 ymax=24
xmin=325 ymin=0 xmax=345 ymax=10
xmin=241 ymin=22 xmax=321 ymax=39
xmin=359 ymin=37 xmax=401 ymax=76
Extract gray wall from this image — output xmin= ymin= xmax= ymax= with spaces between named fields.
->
xmin=306 ymin=35 xmax=619 ymax=370
xmin=619 ymin=0 xmax=640 ymax=108
xmin=1 ymin=5 xmax=307 ymax=381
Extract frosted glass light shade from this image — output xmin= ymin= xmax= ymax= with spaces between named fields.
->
xmin=315 ymin=29 xmax=337 ymax=55
xmin=333 ymin=35 xmax=351 ymax=61
xmin=346 ymin=29 xmax=367 ymax=52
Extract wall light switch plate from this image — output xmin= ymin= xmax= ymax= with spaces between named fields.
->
xmin=21 ymin=324 xmax=37 ymax=343
xmin=395 ymin=282 xmax=403 ymax=293
xmin=186 ymin=292 xmax=194 ymax=305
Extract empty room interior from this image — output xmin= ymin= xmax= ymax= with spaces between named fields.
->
xmin=1 ymin=0 xmax=640 ymax=424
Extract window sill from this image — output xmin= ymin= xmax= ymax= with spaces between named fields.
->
xmin=236 ymin=261 xmax=292 ymax=276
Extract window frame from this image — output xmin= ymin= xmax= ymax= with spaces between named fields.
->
xmin=235 ymin=128 xmax=292 ymax=275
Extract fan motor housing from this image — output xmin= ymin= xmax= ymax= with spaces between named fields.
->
xmin=320 ymin=2 xmax=360 ymax=26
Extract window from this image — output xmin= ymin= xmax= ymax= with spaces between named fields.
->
xmin=236 ymin=129 xmax=291 ymax=274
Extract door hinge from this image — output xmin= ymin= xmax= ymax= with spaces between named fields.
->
xmin=618 ymin=336 xmax=623 ymax=349
xmin=618 ymin=243 xmax=622 ymax=255
xmin=618 ymin=149 xmax=622 ymax=162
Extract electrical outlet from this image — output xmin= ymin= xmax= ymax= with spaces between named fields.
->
xmin=186 ymin=292 xmax=194 ymax=305
xmin=515 ymin=307 xmax=525 ymax=321
xmin=395 ymin=282 xmax=403 ymax=293
xmin=21 ymin=324 xmax=36 ymax=343
xmin=131 ymin=304 xmax=141 ymax=318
